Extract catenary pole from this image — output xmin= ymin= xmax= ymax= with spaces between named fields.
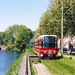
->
xmin=61 ymin=1 xmax=63 ymax=57
xmin=50 ymin=0 xmax=75 ymax=57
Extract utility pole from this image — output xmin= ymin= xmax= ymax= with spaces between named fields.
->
xmin=60 ymin=0 xmax=75 ymax=57
xmin=61 ymin=1 xmax=63 ymax=57
xmin=49 ymin=0 xmax=75 ymax=57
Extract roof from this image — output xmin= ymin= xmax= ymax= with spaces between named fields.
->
xmin=34 ymin=35 xmax=57 ymax=42
xmin=38 ymin=35 xmax=57 ymax=38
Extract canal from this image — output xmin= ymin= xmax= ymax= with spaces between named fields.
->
xmin=0 ymin=50 xmax=20 ymax=75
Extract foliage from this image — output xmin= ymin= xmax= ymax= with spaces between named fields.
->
xmin=38 ymin=56 xmax=41 ymax=63
xmin=0 ymin=32 xmax=5 ymax=45
xmin=33 ymin=0 xmax=75 ymax=41
xmin=14 ymin=28 xmax=32 ymax=52
xmin=4 ymin=25 xmax=27 ymax=49
xmin=0 ymin=24 xmax=33 ymax=51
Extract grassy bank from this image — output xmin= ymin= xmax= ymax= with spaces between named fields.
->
xmin=42 ymin=57 xmax=75 ymax=75
xmin=6 ymin=52 xmax=25 ymax=75
xmin=6 ymin=48 xmax=35 ymax=75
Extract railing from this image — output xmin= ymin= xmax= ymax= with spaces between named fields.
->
xmin=25 ymin=55 xmax=31 ymax=75
xmin=18 ymin=55 xmax=31 ymax=75
xmin=18 ymin=55 xmax=39 ymax=75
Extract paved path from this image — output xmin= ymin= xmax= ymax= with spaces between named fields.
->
xmin=33 ymin=63 xmax=52 ymax=75
xmin=18 ymin=56 xmax=26 ymax=75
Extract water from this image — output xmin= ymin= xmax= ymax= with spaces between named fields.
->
xmin=0 ymin=50 xmax=20 ymax=75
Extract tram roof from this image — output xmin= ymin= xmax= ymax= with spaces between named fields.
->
xmin=34 ymin=35 xmax=57 ymax=42
xmin=39 ymin=35 xmax=57 ymax=38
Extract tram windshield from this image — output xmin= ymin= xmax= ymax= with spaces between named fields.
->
xmin=44 ymin=36 xmax=56 ymax=48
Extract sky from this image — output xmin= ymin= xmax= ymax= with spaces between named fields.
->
xmin=0 ymin=0 xmax=50 ymax=32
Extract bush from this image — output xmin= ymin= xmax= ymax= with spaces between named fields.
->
xmin=69 ymin=57 xmax=72 ymax=59
xmin=38 ymin=56 xmax=41 ymax=63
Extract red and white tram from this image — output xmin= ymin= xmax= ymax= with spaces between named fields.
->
xmin=33 ymin=35 xmax=58 ymax=57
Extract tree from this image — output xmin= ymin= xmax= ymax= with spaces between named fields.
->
xmin=15 ymin=28 xmax=32 ymax=52
xmin=51 ymin=0 xmax=75 ymax=36
xmin=33 ymin=0 xmax=75 ymax=41
xmin=4 ymin=24 xmax=32 ymax=50
xmin=0 ymin=32 xmax=5 ymax=45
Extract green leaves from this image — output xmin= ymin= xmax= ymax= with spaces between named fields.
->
xmin=15 ymin=26 xmax=32 ymax=52
xmin=0 ymin=24 xmax=32 ymax=51
xmin=33 ymin=0 xmax=75 ymax=41
xmin=0 ymin=32 xmax=5 ymax=45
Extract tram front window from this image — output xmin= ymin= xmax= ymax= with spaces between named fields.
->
xmin=44 ymin=36 xmax=55 ymax=48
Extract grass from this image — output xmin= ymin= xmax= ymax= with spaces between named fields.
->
xmin=25 ymin=48 xmax=35 ymax=55
xmin=42 ymin=57 xmax=75 ymax=75
xmin=64 ymin=54 xmax=75 ymax=60
xmin=30 ymin=59 xmax=36 ymax=75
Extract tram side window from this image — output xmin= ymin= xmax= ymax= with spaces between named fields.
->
xmin=41 ymin=41 xmax=43 ymax=48
xmin=38 ymin=40 xmax=43 ymax=48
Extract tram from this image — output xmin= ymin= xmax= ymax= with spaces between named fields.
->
xmin=33 ymin=35 xmax=59 ymax=58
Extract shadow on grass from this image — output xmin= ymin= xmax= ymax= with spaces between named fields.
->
xmin=55 ymin=56 xmax=63 ymax=60
xmin=42 ymin=56 xmax=63 ymax=60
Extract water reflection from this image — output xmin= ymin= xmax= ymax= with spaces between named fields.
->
xmin=0 ymin=50 xmax=20 ymax=75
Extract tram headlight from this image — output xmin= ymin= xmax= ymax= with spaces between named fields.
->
xmin=53 ymin=51 xmax=56 ymax=53
xmin=44 ymin=51 xmax=46 ymax=53
xmin=40 ymin=54 xmax=43 ymax=57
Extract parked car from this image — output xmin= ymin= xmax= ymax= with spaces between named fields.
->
xmin=67 ymin=48 xmax=75 ymax=55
